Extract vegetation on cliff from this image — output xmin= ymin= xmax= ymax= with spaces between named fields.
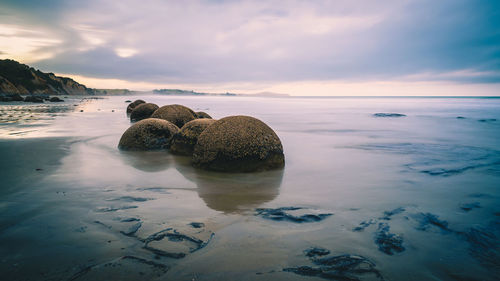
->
xmin=0 ymin=59 xmax=94 ymax=95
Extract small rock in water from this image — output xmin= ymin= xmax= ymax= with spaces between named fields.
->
xmin=373 ymin=113 xmax=406 ymax=117
xmin=49 ymin=96 xmax=64 ymax=102
xmin=478 ymin=118 xmax=497 ymax=123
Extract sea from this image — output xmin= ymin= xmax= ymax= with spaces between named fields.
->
xmin=0 ymin=95 xmax=499 ymax=280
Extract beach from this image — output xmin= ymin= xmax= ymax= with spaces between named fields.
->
xmin=0 ymin=95 xmax=499 ymax=280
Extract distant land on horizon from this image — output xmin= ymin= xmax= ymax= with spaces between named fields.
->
xmin=152 ymin=88 xmax=289 ymax=97
xmin=0 ymin=59 xmax=289 ymax=97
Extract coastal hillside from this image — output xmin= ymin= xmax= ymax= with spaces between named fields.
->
xmin=0 ymin=59 xmax=94 ymax=95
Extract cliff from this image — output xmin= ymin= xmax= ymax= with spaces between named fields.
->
xmin=0 ymin=59 xmax=95 ymax=95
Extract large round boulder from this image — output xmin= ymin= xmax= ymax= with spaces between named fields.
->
xmin=150 ymin=104 xmax=196 ymax=128
xmin=170 ymin=119 xmax=216 ymax=156
xmin=118 ymin=118 xmax=179 ymax=150
xmin=126 ymin=99 xmax=146 ymax=114
xmin=192 ymin=115 xmax=285 ymax=172
xmin=130 ymin=103 xmax=159 ymax=122
xmin=195 ymin=111 xmax=212 ymax=119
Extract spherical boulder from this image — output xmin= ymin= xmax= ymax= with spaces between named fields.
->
xmin=195 ymin=111 xmax=212 ymax=119
xmin=126 ymin=99 xmax=145 ymax=114
xmin=151 ymin=104 xmax=197 ymax=128
xmin=118 ymin=118 xmax=179 ymax=150
xmin=170 ymin=119 xmax=216 ymax=155
xmin=130 ymin=103 xmax=159 ymax=122
xmin=192 ymin=115 xmax=285 ymax=172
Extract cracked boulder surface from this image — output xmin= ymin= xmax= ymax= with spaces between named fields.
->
xmin=255 ymin=207 xmax=332 ymax=223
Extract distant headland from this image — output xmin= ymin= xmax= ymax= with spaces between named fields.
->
xmin=0 ymin=59 xmax=289 ymax=98
xmin=0 ymin=59 xmax=95 ymax=96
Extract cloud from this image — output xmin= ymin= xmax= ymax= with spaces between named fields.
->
xmin=0 ymin=0 xmax=499 ymax=86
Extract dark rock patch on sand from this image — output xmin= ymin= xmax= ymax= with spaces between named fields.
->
xmin=304 ymin=247 xmax=331 ymax=258
xmin=95 ymin=206 xmax=138 ymax=212
xmin=352 ymin=219 xmax=377 ymax=232
xmin=142 ymin=227 xmax=214 ymax=259
xmin=284 ymin=249 xmax=384 ymax=281
xmin=478 ymin=118 xmax=497 ymax=123
xmin=413 ymin=212 xmax=453 ymax=233
xmin=459 ymin=202 xmax=481 ymax=212
xmin=68 ymin=255 xmax=168 ymax=281
xmin=107 ymin=196 xmax=154 ymax=202
xmin=255 ymin=207 xmax=332 ymax=223
xmin=120 ymin=222 xmax=142 ymax=236
xmin=374 ymin=223 xmax=405 ymax=255
xmin=373 ymin=113 xmax=406 ymax=117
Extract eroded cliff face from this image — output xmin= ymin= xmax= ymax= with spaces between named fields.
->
xmin=0 ymin=59 xmax=95 ymax=95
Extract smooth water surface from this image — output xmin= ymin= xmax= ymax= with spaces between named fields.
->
xmin=0 ymin=96 xmax=499 ymax=280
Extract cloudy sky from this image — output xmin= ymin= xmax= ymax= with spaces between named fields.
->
xmin=0 ymin=0 xmax=499 ymax=95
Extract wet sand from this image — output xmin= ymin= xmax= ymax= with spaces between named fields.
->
xmin=0 ymin=96 xmax=499 ymax=280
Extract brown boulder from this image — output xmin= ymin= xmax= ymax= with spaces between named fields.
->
xmin=130 ymin=103 xmax=159 ymax=122
xmin=195 ymin=111 xmax=212 ymax=119
xmin=170 ymin=119 xmax=216 ymax=155
xmin=192 ymin=115 xmax=285 ymax=172
xmin=118 ymin=118 xmax=179 ymax=150
xmin=126 ymin=99 xmax=145 ymax=114
xmin=151 ymin=104 xmax=197 ymax=128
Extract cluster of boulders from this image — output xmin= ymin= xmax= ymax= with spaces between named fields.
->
xmin=119 ymin=99 xmax=285 ymax=172
xmin=0 ymin=93 xmax=64 ymax=103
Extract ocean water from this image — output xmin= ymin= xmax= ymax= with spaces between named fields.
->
xmin=0 ymin=96 xmax=499 ymax=281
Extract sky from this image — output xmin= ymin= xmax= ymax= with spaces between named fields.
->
xmin=0 ymin=0 xmax=499 ymax=96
